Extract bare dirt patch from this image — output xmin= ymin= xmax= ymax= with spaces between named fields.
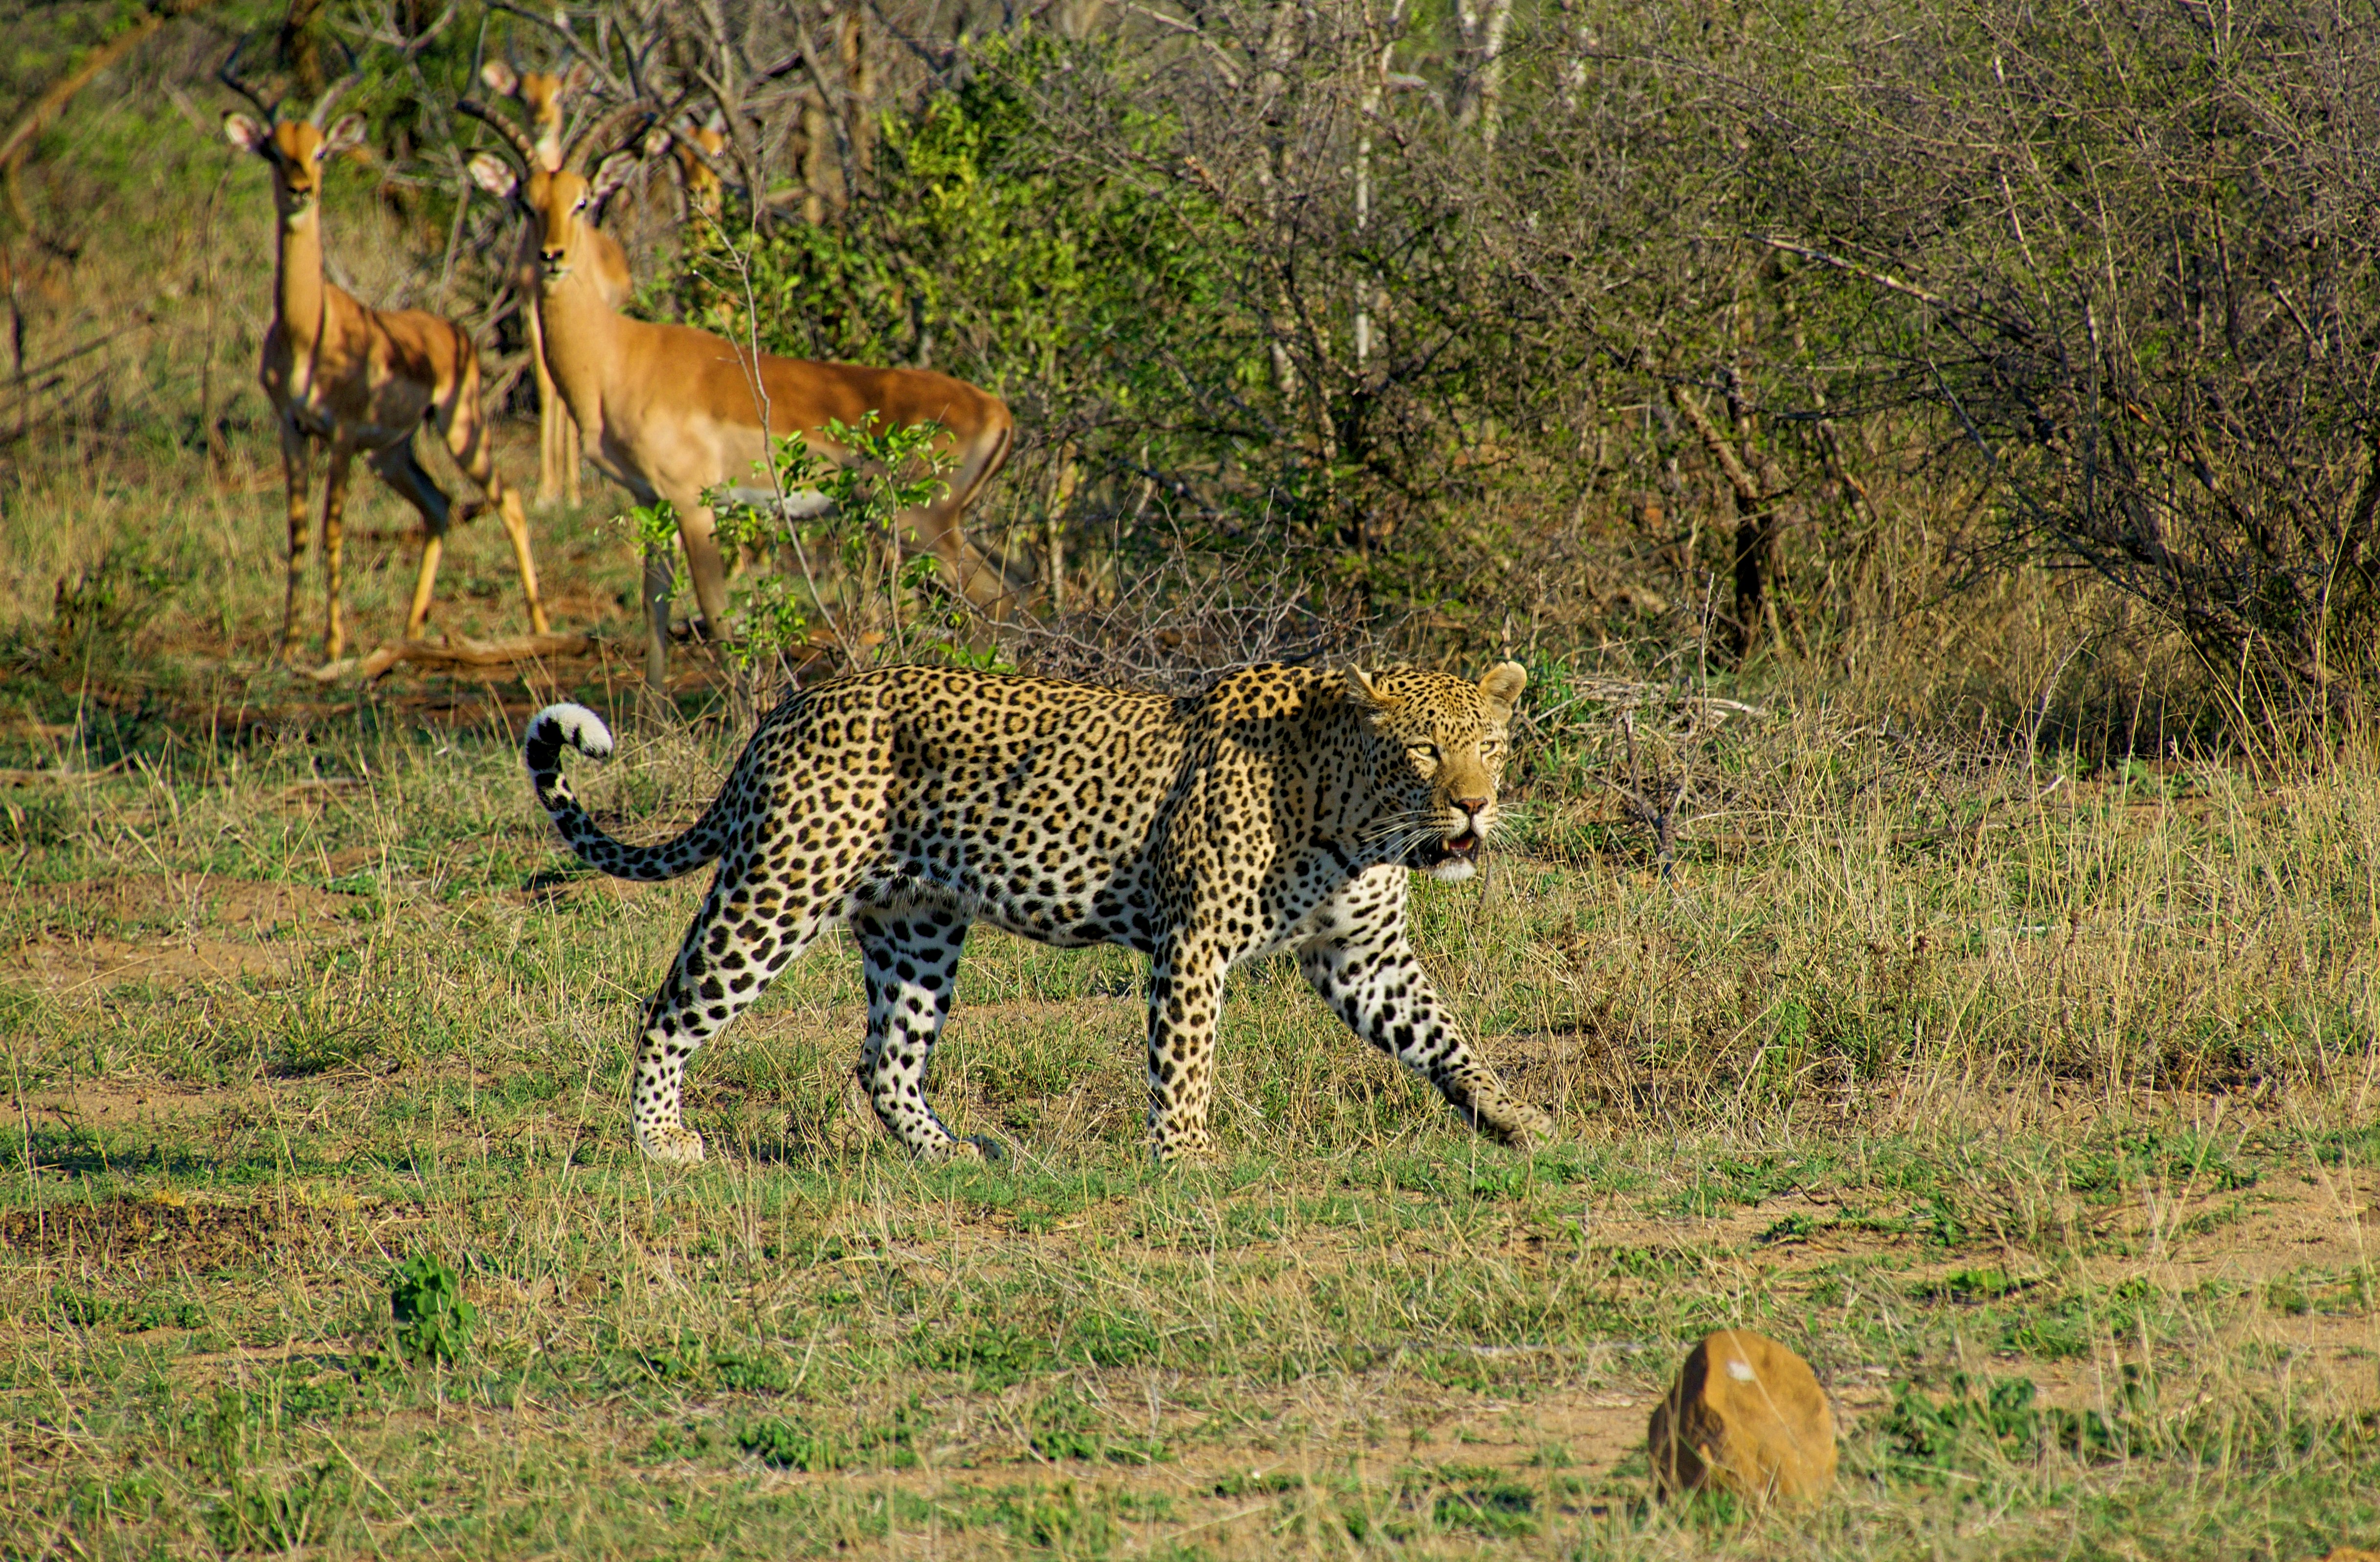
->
xmin=0 ymin=873 xmax=363 ymax=994
xmin=0 ymin=1197 xmax=281 ymax=1271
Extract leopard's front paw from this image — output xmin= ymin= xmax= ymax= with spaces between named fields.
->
xmin=916 ymin=1134 xmax=1005 ymax=1164
xmin=1149 ymin=1129 xmax=1223 ymax=1168
xmin=636 ymin=1124 xmax=709 ymax=1164
xmin=1476 ymin=1096 xmax=1556 ymax=1149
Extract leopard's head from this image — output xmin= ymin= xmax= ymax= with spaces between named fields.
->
xmin=1343 ymin=661 xmax=1528 ymax=882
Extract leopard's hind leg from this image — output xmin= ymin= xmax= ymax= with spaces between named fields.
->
xmin=629 ymin=837 xmax=843 ymax=1164
xmin=853 ymin=907 xmax=994 ymax=1160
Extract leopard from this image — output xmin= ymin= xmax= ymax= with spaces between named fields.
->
xmin=520 ymin=659 xmax=1554 ymax=1164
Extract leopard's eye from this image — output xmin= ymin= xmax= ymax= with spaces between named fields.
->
xmin=1408 ymin=742 xmax=1437 ymax=762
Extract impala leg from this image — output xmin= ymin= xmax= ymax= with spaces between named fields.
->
xmin=319 ymin=447 xmax=356 ymax=661
xmin=275 ymin=420 xmax=314 ymax=664
xmin=670 ymin=493 xmax=732 ymax=643
xmin=495 ymin=490 xmax=548 ymax=635
xmin=407 ymin=535 xmax=447 ymax=640
xmin=641 ymin=543 xmax=674 ymax=692
xmin=561 ymin=402 xmax=583 ymax=507
xmin=529 ymin=306 xmax=564 ymax=510
xmin=368 ymin=441 xmax=454 ymax=643
xmin=438 ymin=375 xmax=549 ymax=636
xmin=915 ymin=418 xmax=1020 ymax=618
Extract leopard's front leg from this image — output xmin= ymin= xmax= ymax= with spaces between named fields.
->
xmin=630 ymin=1022 xmax=708 ymax=1163
xmin=1298 ymin=921 xmax=1553 ymax=1149
xmin=1144 ymin=937 xmax=1230 ymax=1163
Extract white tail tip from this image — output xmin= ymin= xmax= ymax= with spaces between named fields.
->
xmin=529 ymin=702 xmax=615 ymax=761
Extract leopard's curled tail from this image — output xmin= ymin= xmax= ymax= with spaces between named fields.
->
xmin=522 ymin=703 xmax=731 ymax=881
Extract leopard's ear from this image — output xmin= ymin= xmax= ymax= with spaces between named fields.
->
xmin=1340 ymin=665 xmax=1395 ymax=716
xmin=1478 ymin=661 xmax=1527 ymax=715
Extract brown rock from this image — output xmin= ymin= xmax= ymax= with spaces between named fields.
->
xmin=1647 ymin=1330 xmax=1837 ymax=1504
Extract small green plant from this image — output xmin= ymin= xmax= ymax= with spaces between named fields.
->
xmin=1432 ymin=1478 xmax=1538 ymax=1539
xmin=1917 ymin=1268 xmax=2036 ymax=1302
xmin=705 ymin=412 xmax=958 ymax=669
xmin=387 ymin=1254 xmax=474 ymax=1365
xmin=736 ymin=1418 xmax=846 ymax=1471
xmin=709 ymin=1348 xmax=794 ymax=1392
xmin=641 ymin=1421 xmax=716 ymax=1463
xmin=915 ymin=1318 xmax=1050 ymax=1390
xmin=51 ymin=1286 xmax=116 ymax=1328
xmin=198 ymin=1386 xmax=343 ymax=1552
xmin=1883 ymin=1370 xmax=2152 ymax=1476
xmin=50 ymin=546 xmax=181 ymax=664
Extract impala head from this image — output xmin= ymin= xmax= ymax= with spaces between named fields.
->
xmin=662 ymin=111 xmax=728 ymax=218
xmin=225 ymin=114 xmax=368 ymax=222
xmin=463 ymin=89 xmax=653 ymax=287
xmin=1345 ymin=662 xmax=1529 ymax=882
xmin=468 ymin=150 xmax=634 ymax=288
xmin=221 ymin=39 xmax=365 ymax=225
xmin=478 ymin=56 xmax=593 ymax=169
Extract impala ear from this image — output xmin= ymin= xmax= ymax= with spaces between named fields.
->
xmin=223 ymin=112 xmax=269 ymax=155
xmin=560 ymin=60 xmax=595 ymax=94
xmin=1340 ymin=665 xmax=1395 ymax=716
xmin=321 ymin=114 xmax=368 ymax=156
xmin=479 ymin=58 xmax=519 ymax=95
xmin=589 ymin=149 xmax=637 ymax=205
xmin=1478 ymin=661 xmax=1527 ymax=714
xmin=467 ymin=152 xmax=518 ymax=200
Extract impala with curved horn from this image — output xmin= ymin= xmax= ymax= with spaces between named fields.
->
xmin=470 ymin=50 xmax=635 ymax=508
xmin=465 ymin=103 xmax=1025 ymax=683
xmin=654 ymin=109 xmax=728 ymax=223
xmin=221 ymin=42 xmax=548 ymax=664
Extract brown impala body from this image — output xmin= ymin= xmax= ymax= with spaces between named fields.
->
xmin=224 ymin=65 xmax=545 ymax=663
xmin=474 ymin=60 xmax=634 ymax=508
xmin=466 ymin=134 xmax=1021 ymax=679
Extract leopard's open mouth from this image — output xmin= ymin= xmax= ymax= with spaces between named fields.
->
xmin=1415 ymin=831 xmax=1481 ymax=870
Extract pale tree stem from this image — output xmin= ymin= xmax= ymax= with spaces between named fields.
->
xmin=1355 ymin=0 xmax=1407 ymax=369
xmin=1256 ymin=0 xmax=1301 ymax=396
xmin=1553 ymin=0 xmax=1594 ymax=113
xmin=1455 ymin=0 xmax=1514 ymax=147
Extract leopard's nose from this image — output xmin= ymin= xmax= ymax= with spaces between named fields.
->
xmin=1455 ymin=796 xmax=1488 ymax=815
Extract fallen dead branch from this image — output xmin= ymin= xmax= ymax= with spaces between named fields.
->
xmin=308 ymin=631 xmax=597 ymax=683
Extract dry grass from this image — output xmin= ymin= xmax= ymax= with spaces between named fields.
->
xmin=0 ymin=508 xmax=2375 ymax=1555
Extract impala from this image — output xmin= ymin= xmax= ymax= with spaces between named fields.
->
xmin=472 ymin=58 xmax=635 ymax=508
xmin=223 ymin=50 xmax=547 ymax=663
xmin=465 ymin=118 xmax=1023 ymax=679
xmin=660 ymin=111 xmax=728 ymax=223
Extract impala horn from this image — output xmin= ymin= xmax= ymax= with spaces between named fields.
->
xmin=563 ymin=96 xmax=669 ymax=176
xmin=306 ymin=38 xmax=364 ymax=126
xmin=218 ymin=35 xmax=284 ymax=122
xmin=456 ymin=95 xmax=540 ymax=169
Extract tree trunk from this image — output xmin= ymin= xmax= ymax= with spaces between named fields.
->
xmin=1675 ymin=386 xmax=1786 ymax=663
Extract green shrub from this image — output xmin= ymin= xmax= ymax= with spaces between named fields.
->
xmin=387 ymin=1253 xmax=474 ymax=1365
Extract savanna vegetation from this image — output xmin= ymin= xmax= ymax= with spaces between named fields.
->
xmin=0 ymin=0 xmax=2375 ymax=1554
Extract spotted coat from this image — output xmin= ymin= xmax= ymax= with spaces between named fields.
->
xmin=520 ymin=660 xmax=1553 ymax=1163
